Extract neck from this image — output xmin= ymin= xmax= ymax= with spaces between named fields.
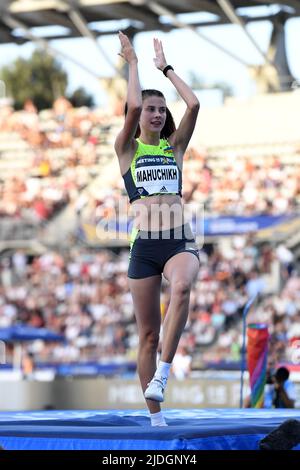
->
xmin=139 ymin=131 xmax=160 ymax=146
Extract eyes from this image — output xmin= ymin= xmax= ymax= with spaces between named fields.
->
xmin=145 ymin=106 xmax=166 ymax=113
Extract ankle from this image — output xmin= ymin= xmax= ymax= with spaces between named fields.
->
xmin=155 ymin=361 xmax=171 ymax=379
xmin=150 ymin=411 xmax=167 ymax=427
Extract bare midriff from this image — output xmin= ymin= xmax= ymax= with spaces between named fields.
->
xmin=131 ymin=194 xmax=186 ymax=231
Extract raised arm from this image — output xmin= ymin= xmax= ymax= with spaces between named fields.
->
xmin=114 ymin=32 xmax=142 ymax=172
xmin=153 ymin=38 xmax=200 ymax=156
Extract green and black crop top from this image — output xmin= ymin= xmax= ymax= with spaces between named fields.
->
xmin=122 ymin=138 xmax=182 ymax=203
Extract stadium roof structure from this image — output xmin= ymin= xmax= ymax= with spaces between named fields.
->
xmin=0 ymin=0 xmax=299 ymax=91
xmin=0 ymin=1 xmax=300 ymax=41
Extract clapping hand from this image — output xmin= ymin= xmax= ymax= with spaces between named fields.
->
xmin=153 ymin=38 xmax=167 ymax=71
xmin=118 ymin=31 xmax=137 ymax=64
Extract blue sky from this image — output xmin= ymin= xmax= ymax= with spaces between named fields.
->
xmin=0 ymin=11 xmax=299 ymax=108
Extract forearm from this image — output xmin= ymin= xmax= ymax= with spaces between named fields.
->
xmin=127 ymin=61 xmax=142 ymax=110
xmin=165 ymin=69 xmax=199 ymax=110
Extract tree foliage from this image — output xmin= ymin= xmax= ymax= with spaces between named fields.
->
xmin=0 ymin=49 xmax=94 ymax=110
xmin=68 ymin=86 xmax=94 ymax=108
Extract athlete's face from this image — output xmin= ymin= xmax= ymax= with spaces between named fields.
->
xmin=140 ymin=96 xmax=167 ymax=133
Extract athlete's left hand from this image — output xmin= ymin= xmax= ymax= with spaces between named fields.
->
xmin=153 ymin=38 xmax=167 ymax=71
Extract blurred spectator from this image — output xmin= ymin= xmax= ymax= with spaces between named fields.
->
xmin=22 ymin=351 xmax=35 ymax=380
xmin=172 ymin=345 xmax=192 ymax=380
xmin=245 ymin=365 xmax=296 ymax=408
xmin=0 ymin=98 xmax=115 ymax=224
xmin=264 ymin=366 xmax=296 ymax=409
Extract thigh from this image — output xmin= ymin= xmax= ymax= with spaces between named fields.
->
xmin=163 ymin=252 xmax=199 ymax=286
xmin=128 ymin=237 xmax=162 ymax=279
xmin=128 ymin=275 xmax=162 ymax=334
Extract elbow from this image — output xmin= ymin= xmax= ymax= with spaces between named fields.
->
xmin=190 ymin=99 xmax=200 ymax=112
xmin=127 ymin=103 xmax=142 ymax=113
xmin=126 ymin=103 xmax=142 ymax=119
xmin=125 ymin=102 xmax=142 ymax=119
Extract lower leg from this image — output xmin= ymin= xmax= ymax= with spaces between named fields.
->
xmin=137 ymin=339 xmax=161 ymax=414
xmin=144 ymin=283 xmax=194 ymax=404
xmin=161 ymin=253 xmax=199 ymax=364
xmin=137 ymin=345 xmax=167 ymax=424
xmin=160 ymin=288 xmax=190 ymax=363
xmin=128 ymin=275 xmax=163 ymax=417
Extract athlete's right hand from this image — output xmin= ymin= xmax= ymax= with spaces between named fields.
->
xmin=118 ymin=31 xmax=137 ymax=64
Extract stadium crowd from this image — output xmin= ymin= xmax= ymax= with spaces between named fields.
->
xmin=0 ymin=236 xmax=298 ymax=369
xmin=80 ymin=141 xmax=300 ymax=230
xmin=0 ymin=97 xmax=112 ymax=223
xmin=1 ymin=99 xmax=300 ymax=227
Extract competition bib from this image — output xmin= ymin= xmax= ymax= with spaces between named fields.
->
xmin=134 ymin=155 xmax=179 ymax=195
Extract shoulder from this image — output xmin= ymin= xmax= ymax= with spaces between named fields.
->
xmin=285 ymin=380 xmax=296 ymax=396
xmin=162 ymin=135 xmax=184 ymax=169
xmin=160 ymin=138 xmax=169 ymax=146
xmin=160 ymin=138 xmax=175 ymax=153
xmin=165 ymin=134 xmax=175 ymax=147
xmin=115 ymin=132 xmax=136 ymax=152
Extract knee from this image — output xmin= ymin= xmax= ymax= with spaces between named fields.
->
xmin=140 ymin=330 xmax=160 ymax=352
xmin=171 ymin=279 xmax=191 ymax=299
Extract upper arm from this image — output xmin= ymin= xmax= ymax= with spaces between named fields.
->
xmin=170 ymin=103 xmax=200 ymax=156
xmin=114 ymin=105 xmax=141 ymax=158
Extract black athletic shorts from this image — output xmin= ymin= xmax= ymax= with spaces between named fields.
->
xmin=128 ymin=223 xmax=199 ymax=279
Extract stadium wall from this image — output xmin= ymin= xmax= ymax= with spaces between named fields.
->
xmin=0 ymin=377 xmax=248 ymax=411
xmin=1 ymin=377 xmax=299 ymax=411
xmin=171 ymin=90 xmax=300 ymax=148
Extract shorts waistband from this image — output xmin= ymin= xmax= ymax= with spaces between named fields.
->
xmin=138 ymin=223 xmax=194 ymax=240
